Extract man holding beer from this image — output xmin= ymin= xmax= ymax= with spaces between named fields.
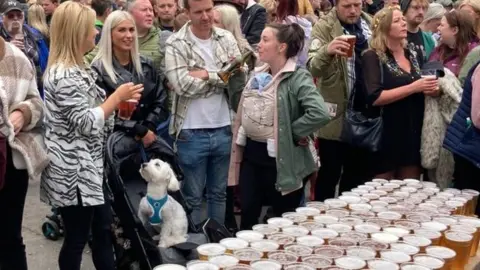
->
xmin=308 ymin=0 xmax=373 ymax=201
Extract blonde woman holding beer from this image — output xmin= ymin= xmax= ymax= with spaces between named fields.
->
xmin=40 ymin=2 xmax=142 ymax=269
xmin=361 ymin=5 xmax=439 ymax=180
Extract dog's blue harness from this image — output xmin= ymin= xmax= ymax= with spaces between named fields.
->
xmin=147 ymin=195 xmax=168 ymax=225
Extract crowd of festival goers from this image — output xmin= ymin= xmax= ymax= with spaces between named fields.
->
xmin=0 ymin=0 xmax=479 ymax=268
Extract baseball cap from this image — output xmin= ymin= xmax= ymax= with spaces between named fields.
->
xmin=2 ymin=0 xmax=22 ymax=14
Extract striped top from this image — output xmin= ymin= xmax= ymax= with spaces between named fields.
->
xmin=40 ymin=64 xmax=114 ymax=207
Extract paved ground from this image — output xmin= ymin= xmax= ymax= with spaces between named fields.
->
xmin=24 ymin=182 xmax=94 ymax=270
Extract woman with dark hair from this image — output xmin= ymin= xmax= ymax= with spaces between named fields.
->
xmin=274 ymin=0 xmax=312 ymax=67
xmin=428 ymin=10 xmax=479 ymax=77
xmin=228 ymin=23 xmax=330 ymax=230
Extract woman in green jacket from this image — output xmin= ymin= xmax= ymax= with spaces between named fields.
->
xmin=227 ymin=23 xmax=330 ymax=230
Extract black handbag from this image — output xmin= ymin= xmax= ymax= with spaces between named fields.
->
xmin=340 ymin=60 xmax=384 ymax=152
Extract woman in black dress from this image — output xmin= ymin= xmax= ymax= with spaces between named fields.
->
xmin=362 ymin=6 xmax=439 ymax=180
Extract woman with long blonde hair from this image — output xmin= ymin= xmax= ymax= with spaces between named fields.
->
xmin=459 ymin=0 xmax=480 ymax=38
xmin=213 ymin=4 xmax=252 ymax=53
xmin=40 ymin=2 xmax=142 ymax=269
xmin=27 ymin=4 xmax=49 ymax=40
xmin=362 ymin=6 xmax=438 ymax=180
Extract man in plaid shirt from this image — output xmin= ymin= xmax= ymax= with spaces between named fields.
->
xmin=164 ymin=0 xmax=241 ymax=225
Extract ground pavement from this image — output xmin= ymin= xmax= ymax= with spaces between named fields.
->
xmin=24 ymin=182 xmax=94 ymax=270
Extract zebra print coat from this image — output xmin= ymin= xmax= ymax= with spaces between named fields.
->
xmin=40 ymin=64 xmax=114 ymax=207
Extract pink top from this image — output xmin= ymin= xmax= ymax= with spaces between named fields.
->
xmin=429 ymin=41 xmax=480 ymax=77
xmin=472 ymin=65 xmax=480 ymax=129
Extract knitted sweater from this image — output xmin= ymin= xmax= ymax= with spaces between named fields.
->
xmin=0 ymin=42 xmax=49 ymax=178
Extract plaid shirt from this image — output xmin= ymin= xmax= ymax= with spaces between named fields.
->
xmin=344 ymin=18 xmax=371 ymax=95
xmin=164 ymin=22 xmax=241 ymax=138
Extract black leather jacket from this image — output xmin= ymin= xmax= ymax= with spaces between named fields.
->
xmin=92 ymin=56 xmax=169 ymax=138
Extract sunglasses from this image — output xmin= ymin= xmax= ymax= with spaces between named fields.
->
xmin=6 ymin=12 xmax=23 ymax=20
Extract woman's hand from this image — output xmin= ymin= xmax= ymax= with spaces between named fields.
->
xmin=142 ymin=130 xmax=156 ymax=147
xmin=112 ymin=83 xmax=144 ymax=102
xmin=9 ymin=110 xmax=25 ymax=135
xmin=411 ymin=77 xmax=438 ymax=93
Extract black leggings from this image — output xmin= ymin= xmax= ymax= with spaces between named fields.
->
xmin=0 ymin=147 xmax=29 ymax=270
xmin=58 ymin=193 xmax=115 ymax=270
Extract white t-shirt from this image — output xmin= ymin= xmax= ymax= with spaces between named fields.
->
xmin=182 ymin=27 xmax=231 ymax=129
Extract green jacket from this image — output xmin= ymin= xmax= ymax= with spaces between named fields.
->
xmin=421 ymin=31 xmax=435 ymax=61
xmin=459 ymin=46 xmax=480 ymax=86
xmin=85 ymin=27 xmax=163 ymax=71
xmin=228 ymin=59 xmax=331 ymax=192
xmin=307 ymin=9 xmax=372 ymax=141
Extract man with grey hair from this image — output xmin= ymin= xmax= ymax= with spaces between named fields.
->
xmin=420 ymin=2 xmax=445 ymax=44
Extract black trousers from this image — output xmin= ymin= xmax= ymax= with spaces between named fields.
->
xmin=452 ymin=154 xmax=480 ymax=216
xmin=58 ymin=191 xmax=115 ymax=270
xmin=315 ymin=139 xmax=372 ymax=201
xmin=0 ymin=147 xmax=29 ymax=270
xmin=239 ymin=139 xmax=305 ymax=230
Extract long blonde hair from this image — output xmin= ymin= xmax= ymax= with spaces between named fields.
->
xmin=46 ymin=1 xmax=95 ymax=69
xmin=91 ymin=11 xmax=142 ymax=84
xmin=213 ymin=4 xmax=252 ymax=53
xmin=27 ymin=4 xmax=49 ymax=38
xmin=459 ymin=0 xmax=480 ymax=37
xmin=369 ymin=5 xmax=406 ymax=53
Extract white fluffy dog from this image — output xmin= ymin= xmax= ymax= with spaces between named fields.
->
xmin=138 ymin=159 xmax=188 ymax=248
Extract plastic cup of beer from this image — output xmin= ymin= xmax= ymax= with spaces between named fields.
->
xmin=267 ymin=218 xmax=294 ymax=229
xmin=209 ymin=255 xmax=240 ymax=269
xmin=335 ymin=256 xmax=366 ymax=270
xmin=390 ymin=242 xmax=421 ymax=256
xmin=306 ymin=201 xmax=330 ymax=213
xmin=462 ymin=189 xmax=480 ymax=214
xmin=371 ymin=190 xmax=388 ymax=197
xmin=372 ymin=178 xmax=389 ymax=184
xmin=313 ymin=214 xmax=339 ymax=225
xmin=187 ymin=261 xmax=220 ymax=270
xmin=445 ymin=200 xmax=463 ymax=215
xmin=284 ymin=244 xmax=313 ymax=258
xmin=252 ymin=224 xmax=280 ymax=237
xmin=368 ymin=259 xmax=400 ymax=270
xmin=267 ymin=251 xmax=299 ymax=266
xmin=233 ymin=248 xmax=263 ymax=265
xmin=394 ymin=220 xmax=421 ymax=232
xmin=412 ymin=254 xmax=445 ymax=270
xmin=325 ymin=209 xmax=350 ymax=218
xmin=118 ymin=99 xmax=138 ymax=120
xmin=359 ymin=240 xmax=389 ymax=257
xmin=283 ymin=212 xmax=309 ymax=225
xmin=314 ymin=245 xmax=345 ymax=259
xmin=301 ymin=255 xmax=333 ymax=268
xmin=329 ymin=238 xmax=357 ymax=249
xmin=449 ymin=223 xmax=478 ymax=257
xmin=350 ymin=210 xmax=376 ymax=220
xmin=296 ymin=235 xmax=325 ymax=248
xmin=197 ymin=244 xmax=227 ymax=261
xmin=413 ymin=229 xmax=442 ymax=246
xmin=225 ymin=265 xmax=252 ymax=270
xmin=299 ymin=221 xmax=324 ymax=232
xmin=366 ymin=181 xmax=382 ymax=188
xmin=406 ymin=214 xmax=432 ymax=223
xmin=403 ymin=235 xmax=432 ymax=253
xmin=364 ymin=194 xmax=381 ymax=201
xmin=325 ymin=198 xmax=348 ymax=209
xmin=326 ymin=223 xmax=353 ymax=234
xmin=371 ymin=232 xmax=399 ymax=245
xmin=383 ymin=227 xmax=410 ymax=238
xmin=236 ymin=230 xmax=265 ymax=243
xmin=354 ymin=223 xmax=382 ymax=237
xmin=450 ymin=197 xmax=469 ymax=215
xmin=266 ymin=233 xmax=296 ymax=249
xmin=458 ymin=217 xmax=480 ymax=256
xmin=341 ymin=231 xmax=369 ymax=243
xmin=339 ymin=195 xmax=363 ymax=204
xmin=349 ymin=203 xmax=373 ymax=213
xmin=458 ymin=193 xmax=475 ymax=216
xmin=250 ymin=259 xmax=282 ymax=270
xmin=433 ymin=216 xmax=458 ymax=227
xmin=366 ymin=218 xmax=392 ymax=228
xmin=283 ymin=263 xmax=316 ymax=270
xmin=377 ymin=211 xmax=402 ymax=221
xmin=219 ymin=238 xmax=249 ymax=255
xmin=296 ymin=207 xmax=321 ymax=220
xmin=400 ymin=263 xmax=430 ymax=270
xmin=250 ymin=240 xmax=280 ymax=258
xmin=443 ymin=230 xmax=473 ymax=269
xmin=282 ymin=225 xmax=310 ymax=238
xmin=380 ymin=250 xmax=411 ymax=264
xmin=339 ymin=217 xmax=364 ymax=226
xmin=310 ymin=228 xmax=338 ymax=243
xmin=425 ymin=246 xmax=456 ymax=270
xmin=346 ymin=246 xmax=377 ymax=260
xmin=153 ymin=264 xmax=187 ymax=270
xmin=358 ymin=184 xmax=375 ymax=191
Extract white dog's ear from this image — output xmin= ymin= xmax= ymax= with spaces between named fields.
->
xmin=167 ymin=168 xmax=180 ymax=191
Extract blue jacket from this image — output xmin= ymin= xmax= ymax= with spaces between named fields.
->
xmin=443 ymin=60 xmax=480 ymax=168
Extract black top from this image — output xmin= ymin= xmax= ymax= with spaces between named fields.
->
xmin=362 ymin=48 xmax=424 ymax=174
xmin=407 ymin=30 xmax=426 ymax=67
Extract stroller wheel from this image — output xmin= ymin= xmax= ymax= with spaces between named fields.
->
xmin=42 ymin=220 xmax=60 ymax=241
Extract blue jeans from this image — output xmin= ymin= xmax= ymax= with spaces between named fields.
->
xmin=176 ymin=126 xmax=231 ymax=225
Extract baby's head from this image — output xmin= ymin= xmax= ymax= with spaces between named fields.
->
xmin=250 ymin=72 xmax=273 ymax=91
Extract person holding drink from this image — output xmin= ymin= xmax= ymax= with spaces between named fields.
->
xmin=40 ymin=2 xmax=143 ymax=270
xmin=362 ymin=5 xmax=438 ymax=180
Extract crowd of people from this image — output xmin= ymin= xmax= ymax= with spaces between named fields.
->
xmin=0 ymin=0 xmax=479 ymax=268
